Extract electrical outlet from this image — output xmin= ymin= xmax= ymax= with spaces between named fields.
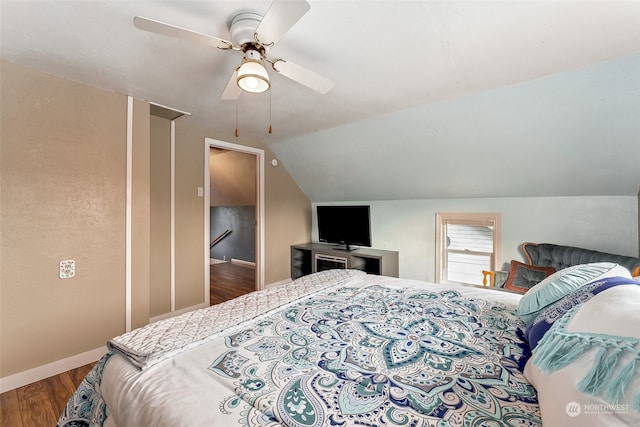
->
xmin=59 ymin=260 xmax=75 ymax=279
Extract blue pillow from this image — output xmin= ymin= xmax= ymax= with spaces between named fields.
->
xmin=524 ymin=276 xmax=638 ymax=349
xmin=517 ymin=262 xmax=631 ymax=325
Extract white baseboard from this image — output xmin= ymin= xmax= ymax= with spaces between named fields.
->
xmin=0 ymin=303 xmax=210 ymax=394
xmin=0 ymin=288 xmax=295 ymax=393
xmin=0 ymin=346 xmax=107 ymax=393
xmin=230 ymin=258 xmax=256 ymax=267
xmin=149 ymin=302 xmax=209 ymax=323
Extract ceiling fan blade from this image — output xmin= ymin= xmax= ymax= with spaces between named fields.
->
xmin=272 ymin=59 xmax=334 ymax=94
xmin=255 ymin=0 xmax=310 ymax=45
xmin=220 ymin=68 xmax=239 ymax=100
xmin=133 ymin=16 xmax=233 ymax=49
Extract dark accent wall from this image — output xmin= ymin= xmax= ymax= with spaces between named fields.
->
xmin=210 ymin=206 xmax=255 ymax=263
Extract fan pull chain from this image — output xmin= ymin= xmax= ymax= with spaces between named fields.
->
xmin=235 ymin=84 xmax=239 ymax=137
xmin=268 ymin=88 xmax=272 ymax=134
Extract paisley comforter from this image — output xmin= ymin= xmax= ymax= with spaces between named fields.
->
xmin=59 ymin=270 xmax=540 ymax=427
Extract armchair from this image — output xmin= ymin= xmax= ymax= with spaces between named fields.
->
xmin=482 ymin=242 xmax=640 ymax=290
xmin=482 ymin=270 xmax=509 ymax=287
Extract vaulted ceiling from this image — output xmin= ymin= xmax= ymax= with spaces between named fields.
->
xmin=1 ymin=1 xmax=639 ymax=201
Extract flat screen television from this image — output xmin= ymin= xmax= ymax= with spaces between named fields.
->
xmin=317 ymin=205 xmax=371 ymax=251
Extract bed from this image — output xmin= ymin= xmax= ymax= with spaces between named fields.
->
xmin=58 ymin=250 xmax=640 ymax=427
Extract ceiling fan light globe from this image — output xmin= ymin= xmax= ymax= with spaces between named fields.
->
xmin=237 ymin=61 xmax=270 ymax=93
xmin=243 ymin=77 xmax=260 ymax=90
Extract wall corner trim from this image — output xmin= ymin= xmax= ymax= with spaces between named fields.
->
xmin=125 ymin=95 xmax=133 ymax=332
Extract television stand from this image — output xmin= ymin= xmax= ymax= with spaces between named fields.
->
xmin=291 ymin=243 xmax=399 ymax=279
xmin=329 ymin=244 xmax=358 ymax=252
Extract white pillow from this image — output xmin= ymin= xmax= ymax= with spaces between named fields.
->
xmin=525 ymin=285 xmax=640 ymax=426
xmin=517 ymin=263 xmax=631 ymax=325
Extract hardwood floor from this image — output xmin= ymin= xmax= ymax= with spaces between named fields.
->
xmin=210 ymin=261 xmax=256 ymax=305
xmin=0 ymin=263 xmax=254 ymax=426
xmin=0 ymin=363 xmax=95 ymax=427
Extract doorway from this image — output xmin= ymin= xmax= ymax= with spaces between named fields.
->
xmin=204 ymin=138 xmax=265 ymax=305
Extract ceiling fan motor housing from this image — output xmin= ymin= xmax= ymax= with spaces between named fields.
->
xmin=230 ymin=12 xmax=263 ymax=47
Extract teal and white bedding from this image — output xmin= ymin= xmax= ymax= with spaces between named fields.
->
xmin=521 ymin=266 xmax=640 ymax=426
xmin=59 ymin=270 xmax=540 ymax=426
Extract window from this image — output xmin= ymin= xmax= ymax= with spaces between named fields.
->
xmin=435 ymin=213 xmax=501 ymax=285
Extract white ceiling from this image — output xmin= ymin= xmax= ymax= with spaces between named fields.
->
xmin=2 ymin=1 xmax=639 ymax=201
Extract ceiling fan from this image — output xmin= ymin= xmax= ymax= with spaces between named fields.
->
xmin=133 ymin=0 xmax=334 ymax=100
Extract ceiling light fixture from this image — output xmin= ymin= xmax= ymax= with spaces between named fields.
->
xmin=237 ymin=49 xmax=270 ymax=93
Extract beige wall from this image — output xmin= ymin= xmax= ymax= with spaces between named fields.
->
xmin=210 ymin=149 xmax=256 ymax=207
xmin=0 ymin=60 xmax=311 ymax=380
xmin=131 ymin=99 xmax=151 ymax=329
xmin=148 ymin=114 xmax=312 ymax=312
xmin=146 ymin=109 xmax=313 ymax=316
xmin=1 ymin=61 xmax=133 ymax=376
xmin=149 ymin=116 xmax=171 ymax=317
xmin=264 ymin=149 xmax=312 ymax=282
xmin=174 ymin=121 xmax=312 ymax=286
xmin=173 ymin=122 xmax=207 ymax=309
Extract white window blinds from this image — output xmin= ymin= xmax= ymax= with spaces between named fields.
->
xmin=435 ymin=213 xmax=501 ymax=285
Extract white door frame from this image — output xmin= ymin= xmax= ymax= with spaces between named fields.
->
xmin=204 ymin=138 xmax=265 ymax=301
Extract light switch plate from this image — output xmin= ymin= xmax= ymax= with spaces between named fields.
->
xmin=60 ymin=260 xmax=75 ymax=279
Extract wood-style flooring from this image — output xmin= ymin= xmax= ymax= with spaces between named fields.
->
xmin=0 ymin=363 xmax=95 ymax=427
xmin=0 ymin=262 xmax=255 ymax=425
xmin=210 ymin=261 xmax=256 ymax=305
